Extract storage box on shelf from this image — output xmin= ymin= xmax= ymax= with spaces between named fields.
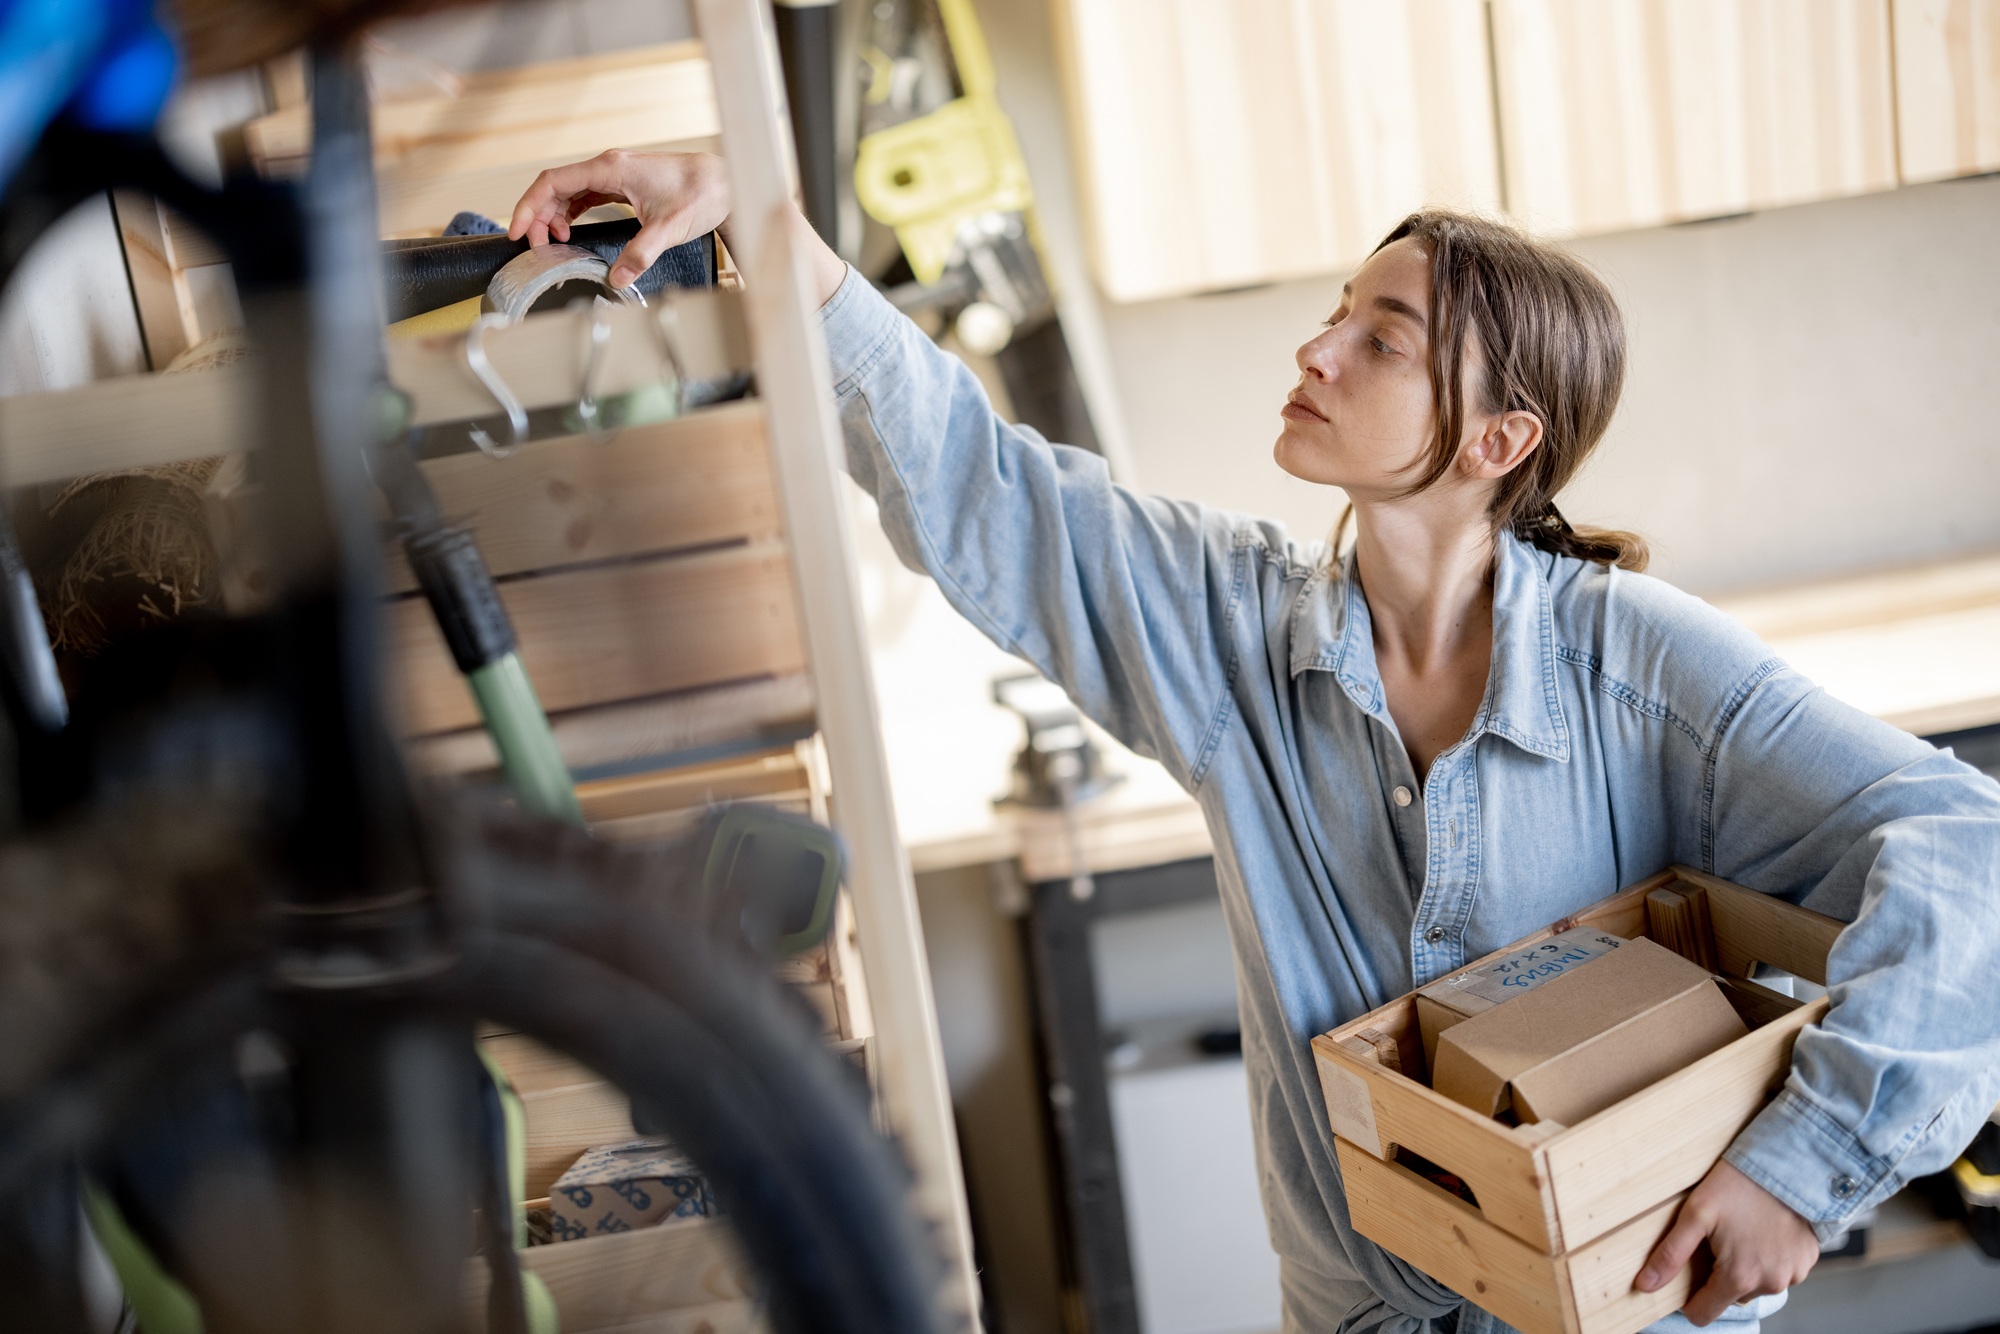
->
xmin=1313 ymin=866 xmax=1845 ymax=1334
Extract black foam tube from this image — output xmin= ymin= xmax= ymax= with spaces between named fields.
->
xmin=384 ymin=220 xmax=716 ymax=322
xmin=774 ymin=2 xmax=840 ymax=245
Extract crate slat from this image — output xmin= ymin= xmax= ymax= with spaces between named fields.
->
xmin=390 ymin=541 xmax=805 ymax=735
xmin=408 ymin=674 xmax=815 ymax=779
xmin=387 ymin=403 xmax=779 ymax=591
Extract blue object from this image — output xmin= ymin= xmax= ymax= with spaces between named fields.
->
xmin=444 ymin=210 xmax=505 ymax=236
xmin=0 ymin=0 xmax=178 ymax=192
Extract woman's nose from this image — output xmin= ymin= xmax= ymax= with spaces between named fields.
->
xmin=1296 ymin=329 xmax=1338 ymax=380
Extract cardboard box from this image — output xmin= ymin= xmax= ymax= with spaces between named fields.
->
xmin=1430 ymin=937 xmax=1749 ymax=1126
xmin=549 ymin=1138 xmax=715 ymax=1241
xmin=1312 ymin=866 xmax=1847 ymax=1334
xmin=1415 ymin=926 xmax=1629 ymax=1070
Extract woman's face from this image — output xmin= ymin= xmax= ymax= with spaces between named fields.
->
xmin=1274 ymin=238 xmax=1445 ymax=497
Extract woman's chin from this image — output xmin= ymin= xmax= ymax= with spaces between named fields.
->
xmin=1273 ymin=432 xmax=1344 ymax=486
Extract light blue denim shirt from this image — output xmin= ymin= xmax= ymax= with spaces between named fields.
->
xmin=819 ymin=269 xmax=2000 ymax=1333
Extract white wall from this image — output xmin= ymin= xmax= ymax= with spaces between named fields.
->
xmin=1092 ymin=175 xmax=2000 ymax=598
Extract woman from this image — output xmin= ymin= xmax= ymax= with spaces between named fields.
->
xmin=511 ymin=151 xmax=2000 ymax=1333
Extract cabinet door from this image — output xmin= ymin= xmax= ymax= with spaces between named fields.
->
xmin=1893 ymin=0 xmax=2000 ymax=182
xmin=1492 ymin=0 xmax=1897 ymax=236
xmin=1051 ymin=0 xmax=1501 ymax=303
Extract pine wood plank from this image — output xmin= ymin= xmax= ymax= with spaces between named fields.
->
xmin=1678 ymin=871 xmax=1843 ymax=985
xmin=1893 ymin=0 xmax=2000 ymax=182
xmin=1050 ymin=0 xmax=1501 ymax=301
xmin=0 ymin=366 xmax=251 ymax=487
xmin=573 ymin=744 xmax=811 ymax=822
xmin=1337 ymin=1140 xmax=1571 ymax=1334
xmin=389 ymin=541 xmax=806 ymax=736
xmin=406 ymin=674 xmax=816 ymax=780
xmin=483 ymin=1031 xmax=604 ymax=1097
xmin=516 ymin=1218 xmax=755 ymax=1329
xmin=245 ymin=43 xmax=715 ymax=166
xmin=520 ymin=1079 xmax=638 ymax=1199
xmin=384 ymin=403 xmax=779 ymax=592
xmin=1560 ymin=1194 xmax=1694 ymax=1334
xmin=1492 ymin=0 xmax=1898 ymax=238
xmin=111 ymin=191 xmax=202 ymax=369
xmin=695 ymin=0 xmax=981 ymax=1314
xmin=0 ymin=293 xmax=749 ymax=486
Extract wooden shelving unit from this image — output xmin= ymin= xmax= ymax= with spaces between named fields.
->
xmin=6 ymin=3 xmax=982 ymax=1329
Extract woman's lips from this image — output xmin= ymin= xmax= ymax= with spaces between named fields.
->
xmin=1282 ymin=392 xmax=1326 ymax=423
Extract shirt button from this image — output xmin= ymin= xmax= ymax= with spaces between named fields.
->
xmin=1392 ymin=786 xmax=1413 ymax=807
xmin=1831 ymin=1174 xmax=1860 ymax=1200
xmin=1424 ymin=926 xmax=1446 ymax=945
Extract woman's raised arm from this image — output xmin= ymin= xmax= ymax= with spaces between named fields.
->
xmin=509 ymin=151 xmax=1249 ymax=785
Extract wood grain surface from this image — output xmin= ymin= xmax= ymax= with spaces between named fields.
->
xmin=1892 ymin=0 xmax=2000 ymax=182
xmin=1489 ymin=0 xmax=1897 ymax=236
xmin=1050 ymin=0 xmax=1501 ymax=300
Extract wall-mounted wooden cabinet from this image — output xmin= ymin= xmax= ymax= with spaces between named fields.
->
xmin=1049 ymin=0 xmax=1502 ymax=303
xmin=1491 ymin=0 xmax=1897 ymax=236
xmin=1054 ymin=0 xmax=1999 ymax=303
xmin=1893 ymin=0 xmax=2000 ymax=182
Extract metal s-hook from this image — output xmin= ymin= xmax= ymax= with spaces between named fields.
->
xmin=464 ymin=311 xmax=529 ymax=458
xmin=574 ymin=297 xmax=617 ymax=442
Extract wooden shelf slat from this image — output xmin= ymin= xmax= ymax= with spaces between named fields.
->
xmin=385 ymin=402 xmax=779 ymax=592
xmin=390 ymin=541 xmax=805 ymax=735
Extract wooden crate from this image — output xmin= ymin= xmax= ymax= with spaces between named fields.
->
xmin=1312 ymin=866 xmax=1845 ymax=1334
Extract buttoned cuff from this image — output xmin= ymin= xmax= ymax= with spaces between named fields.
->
xmin=1722 ymin=1087 xmax=1897 ymax=1244
xmin=817 ymin=264 xmax=902 ymax=401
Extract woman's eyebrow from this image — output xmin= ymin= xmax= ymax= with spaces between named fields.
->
xmin=1372 ymin=295 xmax=1427 ymax=329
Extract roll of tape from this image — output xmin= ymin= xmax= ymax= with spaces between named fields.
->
xmin=482 ymin=244 xmax=644 ymax=325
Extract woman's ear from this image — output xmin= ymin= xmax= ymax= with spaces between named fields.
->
xmin=1463 ymin=410 xmax=1544 ymax=479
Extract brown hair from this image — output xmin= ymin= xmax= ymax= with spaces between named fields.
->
xmin=1356 ymin=209 xmax=1646 ymax=571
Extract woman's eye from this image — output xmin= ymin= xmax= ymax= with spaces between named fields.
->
xmin=1371 ymin=337 xmax=1395 ymax=355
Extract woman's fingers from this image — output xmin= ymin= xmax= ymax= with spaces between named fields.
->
xmin=608 ymin=212 xmax=691 ymax=289
xmin=508 ymin=154 xmax=634 ymax=242
xmin=1637 ymin=1201 xmax=1709 ymax=1293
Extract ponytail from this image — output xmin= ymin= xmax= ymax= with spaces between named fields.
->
xmin=1512 ymin=503 xmax=1648 ymax=572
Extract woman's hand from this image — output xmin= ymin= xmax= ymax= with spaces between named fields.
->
xmin=1635 ymin=1160 xmax=1820 ymax=1325
xmin=508 ymin=149 xmax=733 ymax=288
xmin=507 ymin=148 xmax=848 ymax=304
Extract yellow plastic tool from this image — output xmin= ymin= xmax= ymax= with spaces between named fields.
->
xmin=852 ymin=0 xmax=1034 ymax=283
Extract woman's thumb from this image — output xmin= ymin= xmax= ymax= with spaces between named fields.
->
xmin=607 ymin=217 xmax=682 ymax=289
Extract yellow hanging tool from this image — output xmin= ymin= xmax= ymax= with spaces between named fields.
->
xmin=852 ymin=0 xmax=1035 ymax=284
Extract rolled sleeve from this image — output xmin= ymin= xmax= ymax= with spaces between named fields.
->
xmin=1725 ymin=1086 xmax=1930 ymax=1243
xmin=1710 ymin=674 xmax=2000 ymax=1241
xmin=819 ymin=264 xmax=899 ymax=396
xmin=813 ymin=263 xmax=1253 ymax=785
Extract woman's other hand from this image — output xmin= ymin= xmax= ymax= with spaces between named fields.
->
xmin=1635 ymin=1159 xmax=1820 ymax=1325
xmin=508 ymin=149 xmax=732 ymax=288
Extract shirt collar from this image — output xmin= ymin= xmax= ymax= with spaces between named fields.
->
xmin=1289 ymin=530 xmax=1570 ymax=762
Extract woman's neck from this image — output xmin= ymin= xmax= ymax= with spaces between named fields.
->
xmin=1350 ymin=501 xmax=1496 ymax=676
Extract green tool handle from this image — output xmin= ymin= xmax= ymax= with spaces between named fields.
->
xmin=469 ymin=653 xmax=583 ymax=824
